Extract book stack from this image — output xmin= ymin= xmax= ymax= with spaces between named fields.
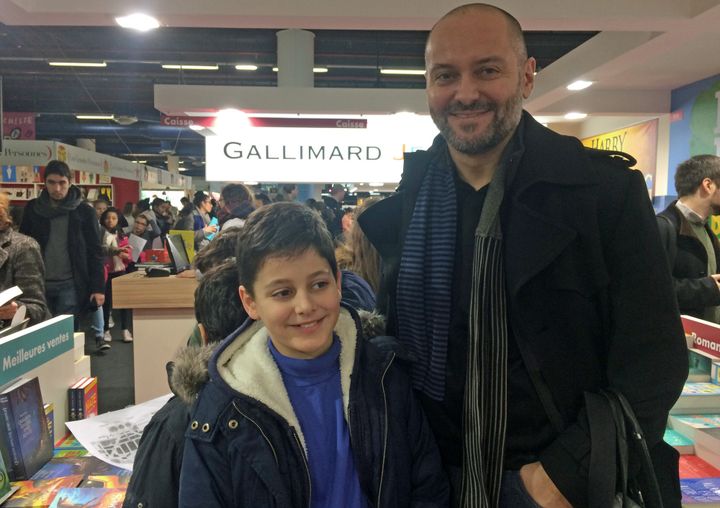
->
xmin=674 ymin=316 xmax=720 ymax=506
xmin=0 ymin=377 xmax=53 ymax=481
xmin=67 ymin=377 xmax=98 ymax=422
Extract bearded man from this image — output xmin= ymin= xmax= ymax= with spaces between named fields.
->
xmin=358 ymin=4 xmax=687 ymax=507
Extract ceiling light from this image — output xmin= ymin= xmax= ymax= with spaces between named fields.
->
xmin=179 ymin=167 xmax=188 ymax=172
xmin=188 ymin=124 xmax=204 ymax=131
xmin=567 ymin=80 xmax=593 ymax=91
xmin=76 ymin=114 xmax=114 ymax=120
xmin=162 ymin=64 xmax=219 ymax=71
xmin=380 ymin=69 xmax=425 ymax=76
xmin=564 ymin=112 xmax=588 ymax=120
xmin=49 ymin=61 xmax=107 ymax=68
xmin=272 ymin=67 xmax=278 ymax=72
xmin=235 ymin=64 xmax=258 ymax=71
xmin=313 ymin=67 xmax=328 ymax=73
xmin=115 ymin=13 xmax=160 ymax=32
xmin=369 ymin=182 xmax=385 ymax=187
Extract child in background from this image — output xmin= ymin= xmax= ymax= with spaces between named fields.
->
xmin=179 ymin=202 xmax=448 ymax=508
xmin=99 ymin=207 xmax=133 ymax=343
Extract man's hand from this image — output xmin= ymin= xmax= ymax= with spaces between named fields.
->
xmin=519 ymin=462 xmax=573 ymax=508
xmin=91 ymin=293 xmax=105 ymax=307
xmin=711 ymin=274 xmax=720 ymax=291
xmin=0 ymin=301 xmax=19 ymax=320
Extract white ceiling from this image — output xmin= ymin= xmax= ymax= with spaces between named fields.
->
xmin=3 ymin=0 xmax=720 ymax=124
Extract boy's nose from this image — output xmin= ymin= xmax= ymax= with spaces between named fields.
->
xmin=294 ymin=292 xmax=315 ymax=314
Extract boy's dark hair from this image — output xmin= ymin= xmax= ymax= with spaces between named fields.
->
xmin=44 ymin=160 xmax=71 ymax=181
xmin=194 ymin=261 xmax=246 ymax=342
xmin=194 ymin=227 xmax=243 ymax=274
xmin=99 ymin=207 xmax=123 ymax=236
xmin=221 ymin=183 xmax=253 ymax=208
xmin=237 ymin=202 xmax=338 ymax=295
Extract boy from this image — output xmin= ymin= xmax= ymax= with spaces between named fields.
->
xmin=123 ymin=261 xmax=247 ymax=508
xmin=179 ymin=202 xmax=448 ymax=507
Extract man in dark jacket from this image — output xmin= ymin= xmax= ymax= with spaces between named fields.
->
xmin=657 ymin=154 xmax=720 ymax=322
xmin=358 ymin=4 xmax=687 ymax=508
xmin=19 ymin=160 xmax=105 ymax=329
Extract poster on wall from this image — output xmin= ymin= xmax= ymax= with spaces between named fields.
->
xmin=2 ymin=113 xmax=36 ymax=140
xmin=581 ymin=119 xmax=659 ymax=197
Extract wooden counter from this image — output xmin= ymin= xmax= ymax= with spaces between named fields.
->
xmin=112 ymin=271 xmax=199 ymax=403
xmin=112 ymin=271 xmax=197 ymax=309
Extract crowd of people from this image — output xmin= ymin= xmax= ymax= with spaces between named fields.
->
xmin=0 ymin=2 xmax=715 ymax=507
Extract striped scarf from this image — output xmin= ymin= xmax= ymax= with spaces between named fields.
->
xmin=396 ymin=142 xmax=511 ymax=507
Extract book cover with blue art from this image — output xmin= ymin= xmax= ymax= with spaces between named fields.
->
xmin=48 ymin=487 xmax=125 ymax=508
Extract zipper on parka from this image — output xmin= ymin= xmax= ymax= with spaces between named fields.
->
xmin=291 ymin=426 xmax=312 ymax=508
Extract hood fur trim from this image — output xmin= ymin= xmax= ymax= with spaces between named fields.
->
xmin=171 ymin=344 xmax=217 ymax=404
xmin=216 ymin=308 xmax=358 ymax=454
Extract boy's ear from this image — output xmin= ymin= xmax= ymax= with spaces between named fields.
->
xmin=197 ymin=323 xmax=209 ymax=346
xmin=238 ymin=285 xmax=260 ymax=320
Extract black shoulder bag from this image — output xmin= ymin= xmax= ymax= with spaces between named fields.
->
xmin=585 ymin=389 xmax=664 ymax=508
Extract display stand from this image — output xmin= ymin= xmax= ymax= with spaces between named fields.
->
xmin=0 ymin=315 xmax=90 ymax=439
xmin=111 ymin=271 xmax=198 ymax=403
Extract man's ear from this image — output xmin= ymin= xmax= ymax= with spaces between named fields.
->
xmin=522 ymin=56 xmax=536 ymax=99
xmin=238 ymin=285 xmax=260 ymax=320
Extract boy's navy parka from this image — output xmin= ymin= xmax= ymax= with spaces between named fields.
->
xmin=178 ymin=305 xmax=449 ymax=507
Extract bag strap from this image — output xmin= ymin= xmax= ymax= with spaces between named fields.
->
xmin=606 ymin=388 xmax=664 ymax=508
xmin=585 ymin=391 xmax=618 ymax=508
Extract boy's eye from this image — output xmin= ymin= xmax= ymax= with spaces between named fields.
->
xmin=271 ymin=289 xmax=292 ymax=298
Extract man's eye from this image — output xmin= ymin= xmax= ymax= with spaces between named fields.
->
xmin=434 ymin=72 xmax=454 ymax=83
xmin=478 ymin=67 xmax=500 ymax=77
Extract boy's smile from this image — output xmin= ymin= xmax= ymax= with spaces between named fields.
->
xmin=239 ymin=248 xmax=342 ymax=359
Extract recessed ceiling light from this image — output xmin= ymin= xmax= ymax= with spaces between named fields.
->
xmin=76 ymin=114 xmax=114 ymax=120
xmin=235 ymin=64 xmax=258 ymax=71
xmin=188 ymin=124 xmax=204 ymax=131
xmin=567 ymin=80 xmax=593 ymax=91
xmin=380 ymin=69 xmax=425 ymax=75
xmin=564 ymin=112 xmax=588 ymax=120
xmin=115 ymin=13 xmax=160 ymax=32
xmin=313 ymin=67 xmax=328 ymax=73
xmin=162 ymin=64 xmax=219 ymax=71
xmin=49 ymin=61 xmax=107 ymax=68
xmin=272 ymin=67 xmax=278 ymax=72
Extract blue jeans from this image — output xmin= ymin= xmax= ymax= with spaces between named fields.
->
xmin=90 ymin=307 xmax=104 ymax=340
xmin=499 ymin=470 xmax=542 ymax=508
xmin=45 ymin=279 xmax=78 ymax=320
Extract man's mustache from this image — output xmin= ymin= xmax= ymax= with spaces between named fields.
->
xmin=445 ymin=101 xmax=497 ymax=114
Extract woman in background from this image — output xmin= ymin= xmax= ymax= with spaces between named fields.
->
xmin=0 ymin=193 xmax=50 ymax=325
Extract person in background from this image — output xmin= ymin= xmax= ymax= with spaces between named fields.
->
xmin=179 ymin=202 xmax=448 ymax=507
xmin=337 ymin=197 xmax=383 ymax=295
xmin=123 ymin=261 xmax=246 ymax=508
xmin=122 ymin=201 xmax=136 ymax=231
xmin=358 ymin=4 xmax=687 ymax=506
xmin=254 ymin=192 xmax=271 ymax=208
xmin=92 ymin=199 xmax=108 ymax=220
xmin=180 ymin=196 xmax=190 ymax=208
xmin=99 ymin=207 xmax=133 ymax=343
xmin=186 ymin=191 xmax=217 ymax=251
xmin=0 ymin=192 xmax=51 ymax=325
xmin=217 ymin=183 xmax=254 ymax=231
xmin=657 ymin=155 xmax=720 ymax=322
xmin=20 ymin=160 xmax=105 ymax=330
xmin=322 ymin=183 xmax=346 ymax=238
xmin=173 ymin=202 xmax=195 ymax=231
xmin=273 ymin=183 xmax=299 ymax=202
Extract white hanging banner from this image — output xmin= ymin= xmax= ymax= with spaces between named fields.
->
xmin=205 ymin=116 xmax=438 ymax=183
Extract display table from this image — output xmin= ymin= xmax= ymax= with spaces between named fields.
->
xmin=112 ymin=271 xmax=198 ymax=403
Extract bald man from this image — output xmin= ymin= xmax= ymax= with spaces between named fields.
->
xmin=359 ymin=4 xmax=687 ymax=507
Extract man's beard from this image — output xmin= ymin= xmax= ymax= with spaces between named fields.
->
xmin=431 ymin=88 xmax=523 ymax=155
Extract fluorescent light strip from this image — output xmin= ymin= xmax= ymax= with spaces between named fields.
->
xmin=162 ymin=64 xmax=219 ymax=71
xmin=270 ymin=67 xmax=329 ymax=73
xmin=564 ymin=112 xmax=588 ymax=120
xmin=235 ymin=64 xmax=258 ymax=71
xmin=49 ymin=61 xmax=107 ymax=68
xmin=380 ymin=68 xmax=425 ymax=75
xmin=76 ymin=114 xmax=114 ymax=120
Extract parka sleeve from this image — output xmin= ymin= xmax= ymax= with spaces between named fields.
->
xmin=539 ymin=168 xmax=688 ymax=507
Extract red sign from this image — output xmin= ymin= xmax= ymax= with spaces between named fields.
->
xmin=682 ymin=315 xmax=720 ymax=358
xmin=160 ymin=115 xmax=367 ymax=129
xmin=2 ymin=112 xmax=36 ymax=140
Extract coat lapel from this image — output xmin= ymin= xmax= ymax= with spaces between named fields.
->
xmin=504 ymin=114 xmax=601 ymax=297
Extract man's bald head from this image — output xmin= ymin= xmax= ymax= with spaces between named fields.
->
xmin=427 ymin=3 xmax=527 ymax=63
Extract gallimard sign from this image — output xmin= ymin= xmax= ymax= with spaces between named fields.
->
xmin=205 ymin=120 xmax=438 ymax=183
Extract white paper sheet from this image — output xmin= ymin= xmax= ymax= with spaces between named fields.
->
xmin=65 ymin=393 xmax=172 ymax=471
xmin=127 ymin=234 xmax=147 ymax=262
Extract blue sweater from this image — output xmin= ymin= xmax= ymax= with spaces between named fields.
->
xmin=269 ymin=337 xmax=367 ymax=508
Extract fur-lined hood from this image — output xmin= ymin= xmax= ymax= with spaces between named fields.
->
xmin=171 ymin=308 xmax=386 ymax=406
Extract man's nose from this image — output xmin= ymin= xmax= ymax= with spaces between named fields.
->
xmin=454 ymin=74 xmax=482 ymax=104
